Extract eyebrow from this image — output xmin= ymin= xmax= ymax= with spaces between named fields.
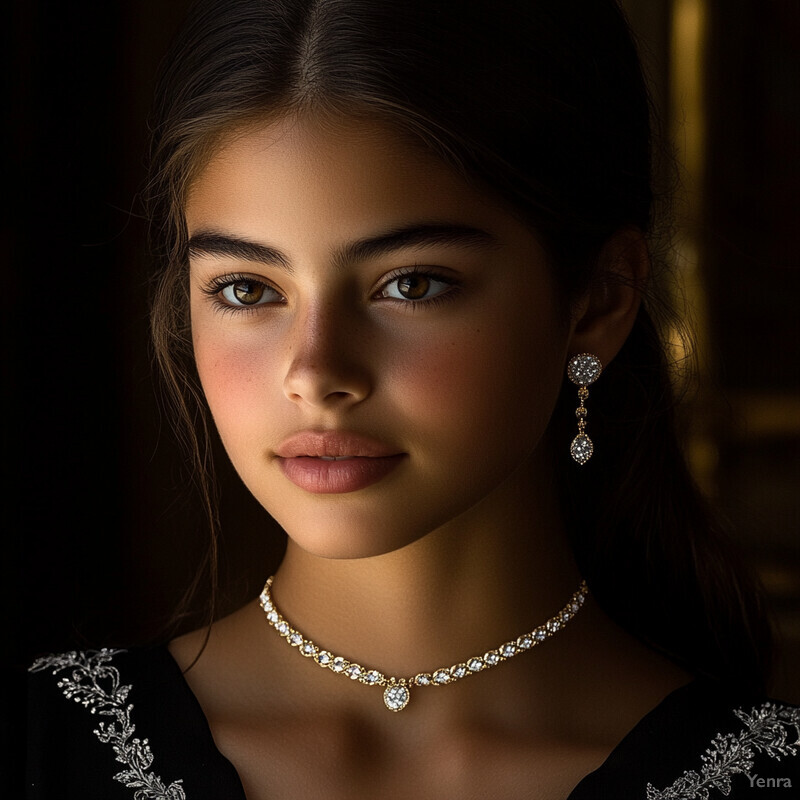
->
xmin=187 ymin=232 xmax=292 ymax=271
xmin=187 ymin=223 xmax=500 ymax=273
xmin=335 ymin=223 xmax=500 ymax=268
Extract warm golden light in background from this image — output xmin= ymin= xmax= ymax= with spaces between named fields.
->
xmin=671 ymin=0 xmax=706 ymax=200
xmin=623 ymin=0 xmax=800 ymax=700
xmin=669 ymin=0 xmax=718 ymax=493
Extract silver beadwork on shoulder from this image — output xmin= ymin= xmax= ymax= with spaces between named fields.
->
xmin=30 ymin=649 xmax=187 ymax=800
xmin=646 ymin=701 xmax=800 ymax=799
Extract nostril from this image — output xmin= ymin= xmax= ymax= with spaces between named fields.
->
xmin=282 ymin=359 xmax=371 ymax=407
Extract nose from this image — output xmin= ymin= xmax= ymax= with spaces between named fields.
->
xmin=282 ymin=302 xmax=372 ymax=408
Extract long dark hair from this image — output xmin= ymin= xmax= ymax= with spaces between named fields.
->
xmin=147 ymin=0 xmax=772 ymax=690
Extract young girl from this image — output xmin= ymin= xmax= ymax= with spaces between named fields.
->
xmin=26 ymin=0 xmax=800 ymax=797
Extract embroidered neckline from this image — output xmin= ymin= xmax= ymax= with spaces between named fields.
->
xmin=646 ymin=700 xmax=800 ymax=799
xmin=30 ymin=649 xmax=800 ymax=800
xmin=30 ymin=649 xmax=187 ymax=800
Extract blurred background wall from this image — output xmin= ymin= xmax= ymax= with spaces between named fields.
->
xmin=6 ymin=0 xmax=799 ymax=700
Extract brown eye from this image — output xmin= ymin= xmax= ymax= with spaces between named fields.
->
xmin=233 ymin=281 xmax=264 ymax=304
xmin=377 ymin=271 xmax=454 ymax=303
xmin=219 ymin=279 xmax=280 ymax=307
xmin=396 ymin=275 xmax=431 ymax=299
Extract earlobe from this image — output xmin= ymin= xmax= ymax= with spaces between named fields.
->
xmin=568 ymin=227 xmax=650 ymax=367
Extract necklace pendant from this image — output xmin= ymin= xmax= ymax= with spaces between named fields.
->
xmin=259 ymin=576 xmax=588 ymax=715
xmin=383 ymin=682 xmax=410 ymax=712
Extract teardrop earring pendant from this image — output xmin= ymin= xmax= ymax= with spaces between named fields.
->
xmin=567 ymin=353 xmax=603 ymax=464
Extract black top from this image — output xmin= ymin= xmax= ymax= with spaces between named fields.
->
xmin=23 ymin=647 xmax=800 ymax=799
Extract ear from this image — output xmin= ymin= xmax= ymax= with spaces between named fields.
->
xmin=568 ymin=227 xmax=650 ymax=367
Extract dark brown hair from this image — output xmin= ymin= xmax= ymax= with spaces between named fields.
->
xmin=147 ymin=0 xmax=772 ymax=690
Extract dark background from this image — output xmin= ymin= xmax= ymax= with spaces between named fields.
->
xmin=5 ymin=0 xmax=283 ymax=661
xmin=5 ymin=1 xmax=800 ymax=700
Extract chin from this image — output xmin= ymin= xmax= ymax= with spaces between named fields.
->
xmin=269 ymin=504 xmax=450 ymax=561
xmin=286 ymin=530 xmax=422 ymax=561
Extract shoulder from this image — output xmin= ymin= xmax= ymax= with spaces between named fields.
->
xmin=572 ymin=679 xmax=800 ymax=799
xmin=26 ymin=647 xmax=244 ymax=799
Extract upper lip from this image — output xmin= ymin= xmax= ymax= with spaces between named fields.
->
xmin=274 ymin=430 xmax=403 ymax=459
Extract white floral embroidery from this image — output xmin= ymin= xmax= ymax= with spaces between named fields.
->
xmin=646 ymin=701 xmax=800 ymax=799
xmin=30 ymin=649 xmax=186 ymax=800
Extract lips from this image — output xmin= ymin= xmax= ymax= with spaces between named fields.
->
xmin=275 ymin=431 xmax=405 ymax=493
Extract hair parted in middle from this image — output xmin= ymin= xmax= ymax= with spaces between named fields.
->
xmin=147 ymin=0 xmax=772 ymax=690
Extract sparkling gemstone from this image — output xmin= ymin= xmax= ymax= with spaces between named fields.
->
xmin=567 ymin=354 xmax=602 ymax=386
xmin=534 ymin=628 xmax=547 ymax=641
xmin=259 ymin=593 xmax=270 ymax=607
xmin=346 ymin=665 xmax=362 ymax=680
xmin=484 ymin=651 xmax=501 ymax=665
xmin=266 ymin=610 xmax=279 ymax=623
xmin=547 ymin=620 xmax=560 ymax=633
xmin=570 ymin=434 xmax=594 ymax=464
xmin=415 ymin=673 xmax=432 ymax=686
xmin=468 ymin=658 xmax=484 ymax=672
xmin=331 ymin=657 xmax=347 ymax=673
xmin=451 ymin=664 xmax=468 ymax=679
xmin=570 ymin=602 xmax=580 ymax=613
xmin=301 ymin=642 xmax=317 ymax=656
xmin=364 ymin=670 xmax=382 ymax=685
xmin=276 ymin=622 xmax=289 ymax=635
xmin=384 ymin=684 xmax=410 ymax=712
xmin=517 ymin=634 xmax=533 ymax=650
xmin=560 ymin=610 xmax=571 ymax=622
xmin=316 ymin=651 xmax=332 ymax=666
xmin=502 ymin=643 xmax=516 ymax=657
xmin=433 ymin=669 xmax=450 ymax=684
xmin=289 ymin=633 xmax=303 ymax=646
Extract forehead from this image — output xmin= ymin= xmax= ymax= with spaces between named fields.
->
xmin=184 ymin=113 xmax=529 ymax=247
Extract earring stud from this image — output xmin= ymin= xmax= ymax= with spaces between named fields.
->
xmin=567 ymin=353 xmax=603 ymax=464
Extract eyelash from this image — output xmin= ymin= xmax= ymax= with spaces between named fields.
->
xmin=201 ymin=273 xmax=285 ymax=316
xmin=201 ymin=268 xmax=461 ymax=314
xmin=375 ymin=267 xmax=461 ymax=308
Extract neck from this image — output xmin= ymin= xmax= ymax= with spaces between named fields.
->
xmin=269 ymin=460 xmax=583 ymax=677
xmin=174 ymin=453 xmax=690 ymax=744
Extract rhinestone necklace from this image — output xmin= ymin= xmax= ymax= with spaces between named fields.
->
xmin=259 ymin=576 xmax=589 ymax=712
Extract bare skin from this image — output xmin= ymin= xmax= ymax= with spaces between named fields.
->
xmin=170 ymin=588 xmax=690 ymax=800
xmin=171 ymin=113 xmax=691 ymax=798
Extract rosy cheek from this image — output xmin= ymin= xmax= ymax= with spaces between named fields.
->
xmin=390 ymin=336 xmax=480 ymax=409
xmin=390 ymin=322 xmax=561 ymax=444
xmin=194 ymin=334 xmax=275 ymax=425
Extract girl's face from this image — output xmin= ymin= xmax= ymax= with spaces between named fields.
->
xmin=187 ymin=115 xmax=575 ymax=559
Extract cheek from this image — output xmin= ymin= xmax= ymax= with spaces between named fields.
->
xmin=389 ymin=317 xmax=565 ymax=449
xmin=193 ymin=329 xmax=277 ymax=436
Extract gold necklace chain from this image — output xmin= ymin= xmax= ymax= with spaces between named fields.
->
xmin=259 ymin=577 xmax=589 ymax=712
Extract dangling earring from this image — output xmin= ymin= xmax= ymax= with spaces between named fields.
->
xmin=567 ymin=353 xmax=603 ymax=464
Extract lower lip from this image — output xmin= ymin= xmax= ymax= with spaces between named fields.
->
xmin=277 ymin=455 xmax=405 ymax=494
